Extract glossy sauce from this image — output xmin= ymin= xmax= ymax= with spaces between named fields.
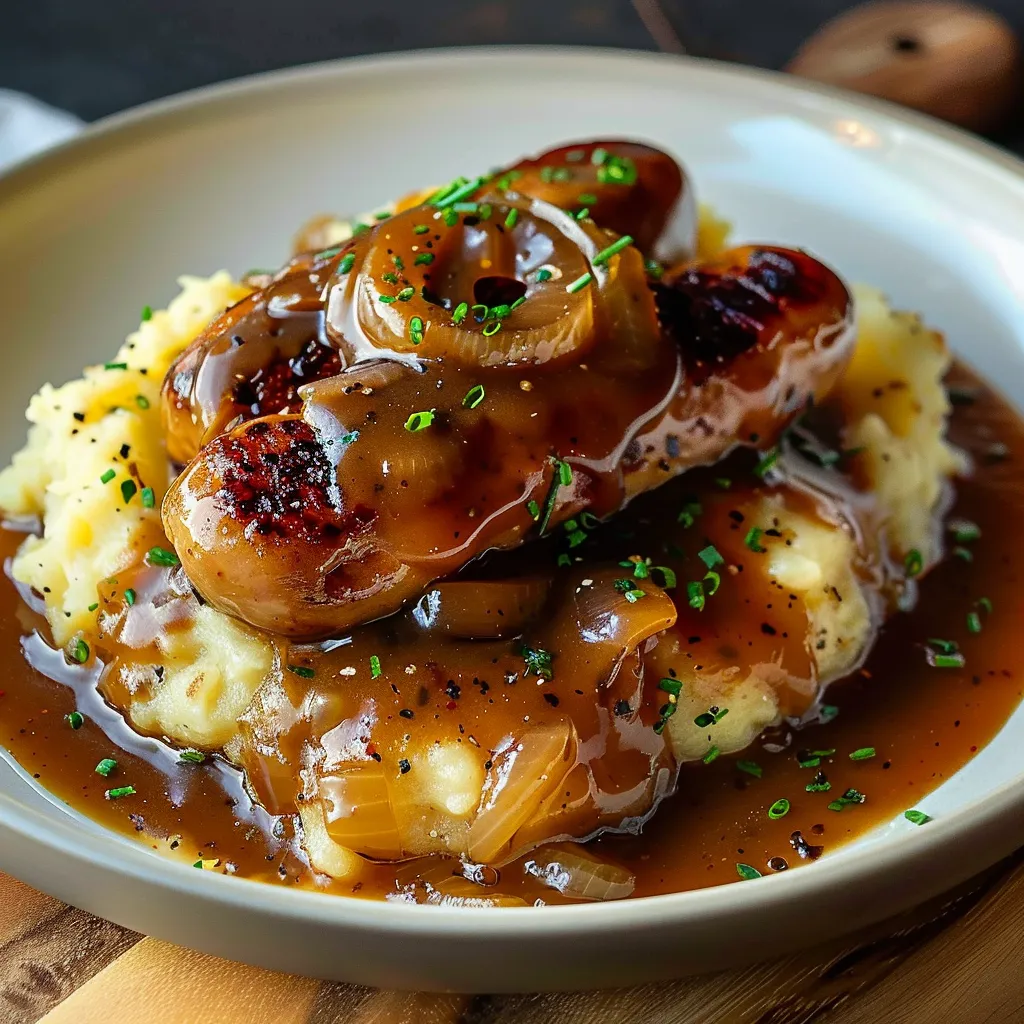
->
xmin=1 ymin=365 xmax=1021 ymax=903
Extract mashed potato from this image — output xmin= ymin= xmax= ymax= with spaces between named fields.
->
xmin=0 ymin=215 xmax=962 ymax=877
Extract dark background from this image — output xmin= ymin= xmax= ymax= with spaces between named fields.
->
xmin=3 ymin=0 xmax=1024 ymax=152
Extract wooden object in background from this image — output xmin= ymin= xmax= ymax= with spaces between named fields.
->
xmin=787 ymin=1 xmax=1021 ymax=132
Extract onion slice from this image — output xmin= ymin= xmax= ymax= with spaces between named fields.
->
xmin=524 ymin=844 xmax=636 ymax=901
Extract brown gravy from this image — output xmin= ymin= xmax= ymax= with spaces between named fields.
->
xmin=0 ymin=365 xmax=1021 ymax=904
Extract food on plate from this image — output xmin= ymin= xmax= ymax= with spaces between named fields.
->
xmin=0 ymin=138 xmax=1016 ymax=906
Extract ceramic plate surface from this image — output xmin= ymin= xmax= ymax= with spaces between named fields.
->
xmin=1 ymin=48 xmax=1024 ymax=993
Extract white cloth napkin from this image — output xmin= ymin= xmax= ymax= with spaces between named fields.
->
xmin=0 ymin=89 xmax=82 ymax=173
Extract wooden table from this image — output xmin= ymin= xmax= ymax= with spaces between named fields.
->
xmin=5 ymin=848 xmax=1024 ymax=1023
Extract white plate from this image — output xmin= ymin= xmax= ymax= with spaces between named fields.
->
xmin=1 ymin=48 xmax=1024 ymax=994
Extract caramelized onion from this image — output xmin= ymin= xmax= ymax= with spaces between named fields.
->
xmin=468 ymin=722 xmax=577 ymax=864
xmin=412 ymin=578 xmax=552 ymax=639
xmin=524 ymin=844 xmax=636 ymax=901
xmin=319 ymin=762 xmax=404 ymax=860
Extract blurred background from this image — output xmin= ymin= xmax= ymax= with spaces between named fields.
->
xmin=1 ymin=0 xmax=1022 ymax=150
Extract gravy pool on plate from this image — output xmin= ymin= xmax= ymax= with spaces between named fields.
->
xmin=0 ymin=141 xmax=1017 ymax=906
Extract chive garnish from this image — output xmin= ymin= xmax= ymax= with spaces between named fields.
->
xmin=413 ymin=224 xmax=429 ymax=234
xmin=88 ymin=603 xmax=99 ymax=612
xmin=768 ymin=798 xmax=791 ymax=820
xmin=452 ymin=301 xmax=469 ymax=325
xmin=744 ymin=527 xmax=766 ymax=553
xmin=505 ymin=209 xmax=519 ymax=229
xmin=95 ymin=758 xmax=117 ymax=777
xmin=566 ymin=272 xmax=593 ymax=294
xmin=535 ymin=268 xmax=553 ymax=283
xmin=378 ymin=294 xmax=397 ymax=304
xmin=382 ymin=272 xmax=398 ymax=284
xmin=736 ymin=863 xmax=762 ymax=880
xmin=147 ymin=546 xmax=179 ymax=567
xmin=658 ymin=678 xmax=682 ymax=696
xmin=135 ymin=395 xmax=150 ymax=410
xmin=287 ymin=664 xmax=315 ymax=679
xmin=141 ymin=305 xmax=153 ymax=322
xmin=100 ymin=469 xmax=116 ymax=484
xmin=414 ymin=253 xmax=435 ymax=267
xmin=592 ymin=235 xmax=633 ymax=266
xmin=482 ymin=320 xmax=502 ymax=338
xmin=124 ymin=588 xmax=136 ymax=607
xmin=72 ymin=639 xmax=89 ymax=664
xmin=949 ymin=519 xmax=981 ymax=543
xmin=339 ymin=253 xmax=356 ymax=274
xmin=849 ymin=747 xmax=876 ymax=761
xmin=686 ymin=580 xmax=705 ymax=611
xmin=578 ymin=192 xmax=598 ymax=204
xmin=754 ymin=448 xmax=779 ymax=479
xmin=967 ymin=611 xmax=982 ymax=634
xmin=904 ymin=809 xmax=932 ymax=826
xmin=434 ymin=176 xmax=484 ymax=209
xmin=179 ymin=749 xmax=206 ymax=764
xmin=526 ymin=500 xmax=541 ymax=520
xmin=575 ymin=207 xmax=590 ymax=221
xmin=396 ymin=287 xmax=415 ymax=302
xmin=904 ymin=549 xmax=923 ymax=577
xmin=404 ymin=410 xmax=435 ymax=432
xmin=536 ymin=457 xmax=571 ymax=536
xmin=677 ymin=501 xmax=702 ymax=528
xmin=141 ymin=487 xmax=155 ymax=509
xmin=105 ymin=786 xmax=136 ymax=800
xmin=698 ymin=545 xmax=723 ymax=570
xmin=409 ymin=316 xmax=424 ymax=345
xmin=651 ymin=565 xmax=677 ymax=589
xmin=931 ymin=652 xmax=966 ymax=668
xmin=462 ymin=384 xmax=485 ymax=409
xmin=703 ymin=746 xmax=721 ymax=764
xmin=340 ymin=431 xmax=359 ymax=445
xmin=369 ymin=655 xmax=382 ymax=679
xmin=703 ymin=570 xmax=721 ymax=595
xmin=66 ymin=711 xmax=84 ymax=730
xmin=737 ymin=760 xmax=762 ymax=779
xmin=121 ymin=480 xmax=137 ymax=504
xmin=104 ymin=362 xmax=128 ymax=371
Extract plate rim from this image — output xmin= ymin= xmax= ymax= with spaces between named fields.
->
xmin=3 ymin=44 xmax=1024 ymax=944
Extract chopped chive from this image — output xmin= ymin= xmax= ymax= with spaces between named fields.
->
xmin=479 ymin=203 xmax=493 ymax=220
xmin=736 ymin=863 xmax=762 ymax=880
xmin=744 ymin=527 xmax=766 ymax=553
xmin=95 ymin=758 xmax=117 ymax=777
xmin=658 ymin=678 xmax=682 ymax=696
xmin=592 ymin=235 xmax=633 ymax=266
xmin=72 ymin=639 xmax=89 ymax=664
xmin=521 ymin=644 xmax=554 ymax=681
xmin=698 ymin=545 xmax=724 ymax=570
xmin=932 ymin=652 xmax=966 ymax=669
xmin=452 ymin=301 xmax=469 ymax=325
xmin=948 ymin=519 xmax=981 ymax=543
xmin=650 ymin=565 xmax=677 ymax=589
xmin=806 ymin=778 xmax=832 ymax=793
xmin=623 ymin=588 xmax=646 ymax=603
xmin=578 ymin=192 xmax=598 ymax=204
xmin=413 ymin=224 xmax=430 ymax=234
xmin=88 ymin=603 xmax=99 ymax=612
xmin=737 ymin=760 xmax=762 ymax=779
xmin=179 ymin=749 xmax=206 ymax=764
xmin=482 ymin=320 xmax=502 ymax=338
xmin=505 ymin=208 xmax=519 ymax=229
xmin=703 ymin=570 xmax=721 ymax=595
xmin=566 ymin=272 xmax=593 ymax=294
xmin=370 ymin=655 xmax=382 ymax=679
xmin=537 ymin=457 xmax=570 ymax=536
xmin=66 ymin=711 xmax=84 ymax=730
xmin=287 ymin=664 xmax=315 ymax=679
xmin=100 ymin=469 xmax=116 ymax=484
xmin=558 ymin=461 xmax=573 ymax=487
xmin=105 ymin=786 xmax=136 ymax=800
xmin=526 ymin=500 xmax=541 ymax=520
xmin=677 ymin=501 xmax=702 ymax=528
xmin=967 ymin=611 xmax=982 ymax=634
xmin=135 ymin=395 xmax=150 ymax=410
xmin=952 ymin=546 xmax=973 ymax=562
xmin=338 ymin=253 xmax=356 ymax=274
xmin=147 ymin=546 xmax=180 ymax=567
xmin=434 ymin=176 xmax=484 ymax=209
xmin=591 ymin=147 xmax=609 ymax=166
xmin=124 ymin=588 xmax=136 ymax=607
xmin=120 ymin=480 xmax=137 ymax=504
xmin=904 ymin=549 xmax=923 ymax=577
xmin=597 ymin=155 xmax=638 ymax=185
xmin=104 ymin=362 xmax=128 ymax=371
xmin=977 ymin=596 xmax=993 ymax=614
xmin=462 ymin=384 xmax=486 ymax=410
xmin=444 ymin=209 xmax=459 ymax=227
xmin=141 ymin=487 xmax=155 ymax=509
xmin=904 ymin=809 xmax=932 ymax=826
xmin=141 ymin=305 xmax=153 ymax=322
xmin=703 ymin=745 xmax=721 ymax=764
xmin=452 ymin=202 xmax=478 ymax=214
xmin=535 ymin=268 xmax=553 ymax=283
xmin=849 ymin=747 xmax=876 ymax=761
xmin=754 ymin=448 xmax=779 ymax=479
xmin=645 ymin=258 xmax=664 ymax=280
xmin=409 ymin=316 xmax=424 ymax=345
xmin=382 ymin=271 xmax=398 ymax=284
xmin=575 ymin=207 xmax=590 ymax=221
xmin=768 ymin=798 xmax=791 ymax=820
xmin=686 ymin=580 xmax=705 ymax=611
xmin=340 ymin=431 xmax=359 ymax=445
xmin=693 ymin=711 xmax=715 ymax=728
xmin=404 ymin=410 xmax=435 ymax=432
xmin=378 ymin=294 xmax=397 ymax=304
xmin=396 ymin=287 xmax=415 ymax=302
xmin=414 ymin=252 xmax=435 ymax=266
